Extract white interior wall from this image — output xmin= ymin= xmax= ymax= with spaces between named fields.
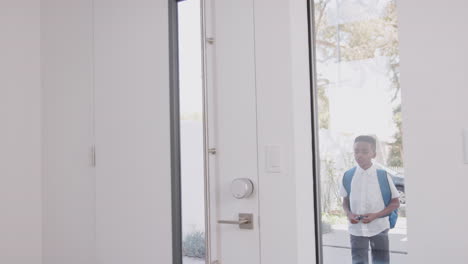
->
xmin=254 ymin=0 xmax=319 ymax=263
xmin=93 ymin=1 xmax=172 ymax=263
xmin=254 ymin=1 xmax=299 ymax=263
xmin=398 ymin=0 xmax=468 ymax=263
xmin=289 ymin=1 xmax=317 ymax=263
xmin=254 ymin=0 xmax=318 ymax=263
xmin=0 ymin=1 xmax=42 ymax=263
xmin=41 ymin=1 xmax=95 ymax=263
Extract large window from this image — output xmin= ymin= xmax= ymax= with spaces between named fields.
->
xmin=312 ymin=0 xmax=408 ymax=263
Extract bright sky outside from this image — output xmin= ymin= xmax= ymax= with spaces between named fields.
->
xmin=178 ymin=0 xmax=203 ymax=116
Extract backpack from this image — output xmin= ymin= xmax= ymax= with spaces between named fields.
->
xmin=342 ymin=167 xmax=398 ymax=229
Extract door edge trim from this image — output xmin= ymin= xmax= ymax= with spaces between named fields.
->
xmin=169 ymin=1 xmax=183 ymax=264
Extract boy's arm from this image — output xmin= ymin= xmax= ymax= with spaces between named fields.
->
xmin=343 ymin=197 xmax=359 ymax=224
xmin=361 ymin=198 xmax=400 ymax=224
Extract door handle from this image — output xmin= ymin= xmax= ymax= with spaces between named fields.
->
xmin=217 ymin=213 xmax=253 ymax=229
xmin=218 ymin=219 xmax=249 ymax=225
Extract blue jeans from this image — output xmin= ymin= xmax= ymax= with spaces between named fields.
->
xmin=350 ymin=229 xmax=390 ymax=264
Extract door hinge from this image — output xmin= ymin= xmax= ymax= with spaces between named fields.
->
xmin=206 ymin=37 xmax=215 ymax=44
xmin=208 ymin=148 xmax=217 ymax=155
xmin=90 ymin=146 xmax=96 ymax=167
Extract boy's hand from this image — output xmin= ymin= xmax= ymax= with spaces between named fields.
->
xmin=361 ymin=213 xmax=378 ymax=224
xmin=347 ymin=213 xmax=360 ymax=224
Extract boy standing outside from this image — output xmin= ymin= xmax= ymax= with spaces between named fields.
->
xmin=340 ymin=135 xmax=400 ymax=264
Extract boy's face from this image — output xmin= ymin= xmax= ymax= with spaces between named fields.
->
xmin=353 ymin=141 xmax=376 ymax=169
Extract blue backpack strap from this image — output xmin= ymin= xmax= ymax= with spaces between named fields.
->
xmin=377 ymin=169 xmax=398 ymax=228
xmin=343 ymin=167 xmax=357 ymax=197
xmin=376 ymin=169 xmax=391 ymax=207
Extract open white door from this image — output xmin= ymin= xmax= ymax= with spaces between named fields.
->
xmin=203 ymin=0 xmax=261 ymax=263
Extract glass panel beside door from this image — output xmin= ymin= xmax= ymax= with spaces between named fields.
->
xmin=177 ymin=0 xmax=206 ymax=263
xmin=311 ymin=0 xmax=408 ymax=263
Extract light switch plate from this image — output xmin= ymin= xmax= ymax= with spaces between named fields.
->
xmin=265 ymin=145 xmax=281 ymax=173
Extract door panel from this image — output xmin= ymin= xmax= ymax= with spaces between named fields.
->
xmin=204 ymin=0 xmax=260 ymax=263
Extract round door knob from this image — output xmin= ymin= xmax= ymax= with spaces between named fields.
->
xmin=230 ymin=178 xmax=254 ymax=199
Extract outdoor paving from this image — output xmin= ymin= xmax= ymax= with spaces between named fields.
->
xmin=323 ymin=246 xmax=407 ymax=264
xmin=322 ymin=217 xmax=408 ymax=263
xmin=183 ymin=257 xmax=205 ymax=264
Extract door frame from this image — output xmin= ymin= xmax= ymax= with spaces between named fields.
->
xmin=169 ymin=1 xmax=210 ymax=264
xmin=306 ymin=0 xmax=325 ymax=264
xmin=168 ymin=0 xmax=183 ymax=264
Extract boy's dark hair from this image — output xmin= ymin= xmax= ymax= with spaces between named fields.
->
xmin=354 ymin=135 xmax=377 ymax=152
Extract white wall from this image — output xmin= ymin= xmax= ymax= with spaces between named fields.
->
xmin=94 ymin=1 xmax=172 ymax=263
xmin=255 ymin=0 xmax=317 ymax=263
xmin=289 ymin=1 xmax=317 ymax=263
xmin=398 ymin=0 xmax=468 ymax=262
xmin=0 ymin=1 xmax=42 ymax=263
xmin=41 ymin=1 xmax=95 ymax=263
xmin=254 ymin=1 xmax=298 ymax=263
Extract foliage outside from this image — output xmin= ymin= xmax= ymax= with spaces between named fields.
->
xmin=183 ymin=231 xmax=206 ymax=259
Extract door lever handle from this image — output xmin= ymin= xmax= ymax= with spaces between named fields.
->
xmin=217 ymin=213 xmax=253 ymax=229
xmin=218 ymin=219 xmax=249 ymax=225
